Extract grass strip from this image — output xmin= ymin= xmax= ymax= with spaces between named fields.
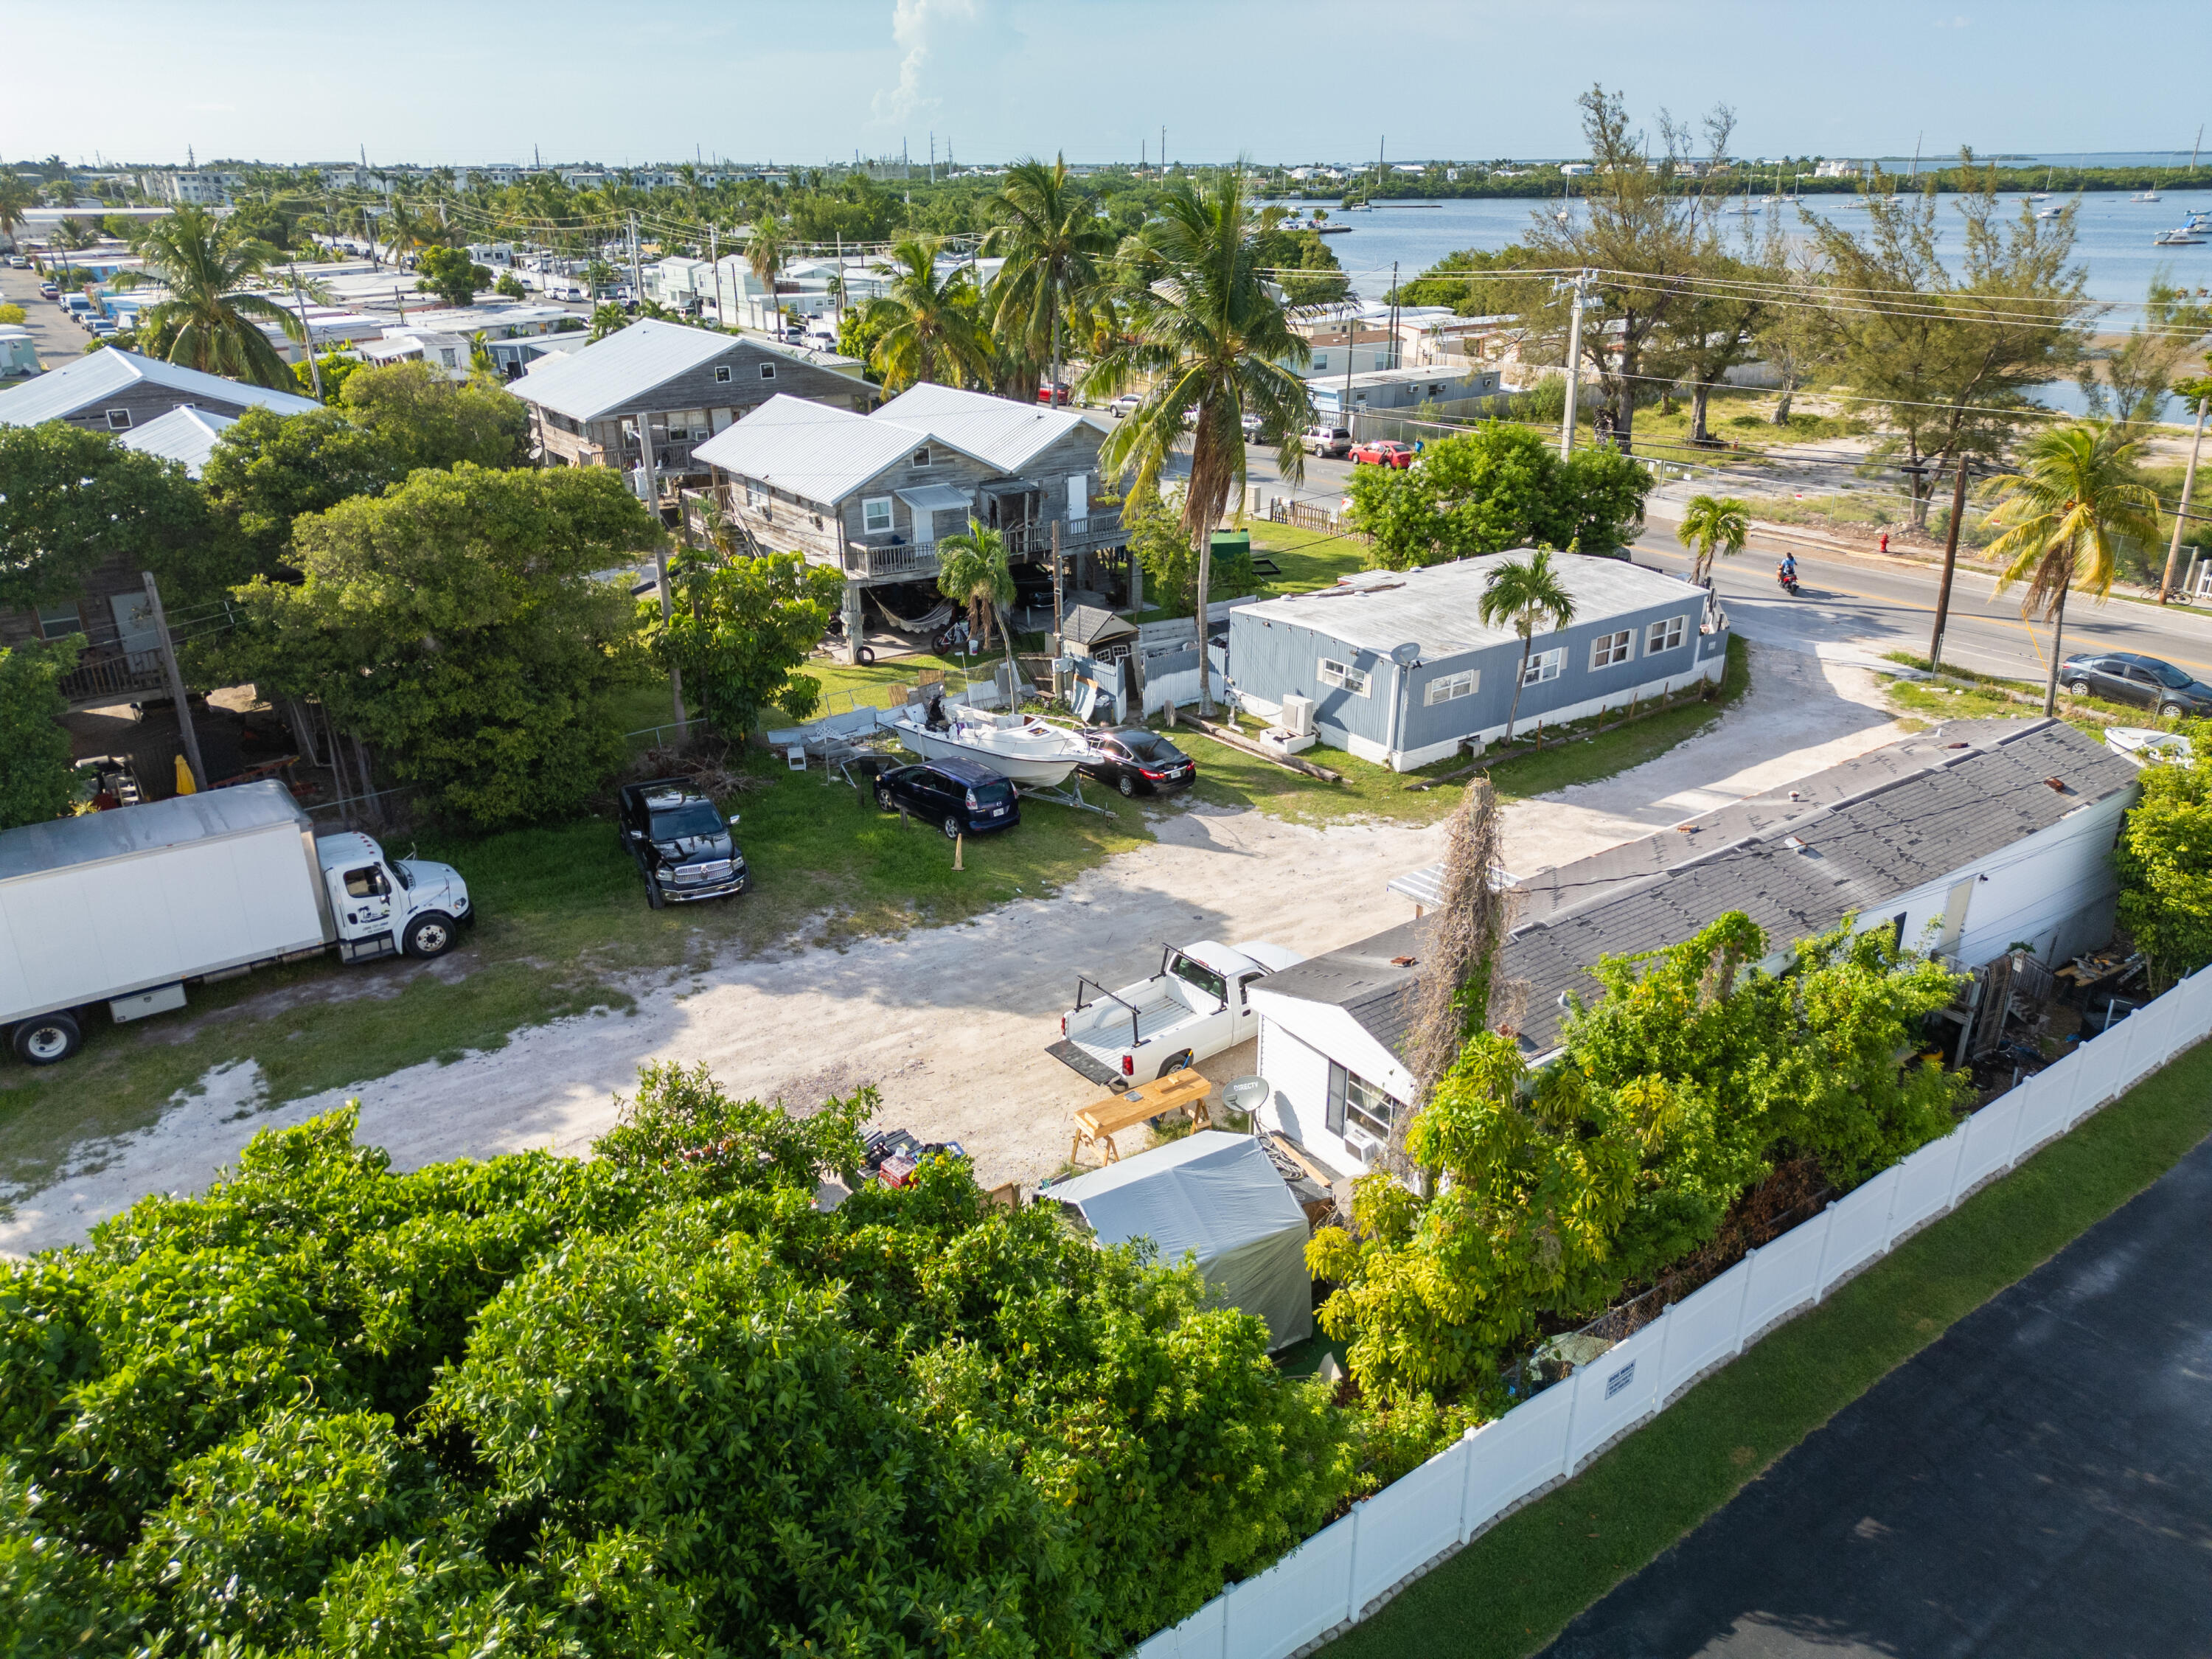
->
xmin=1322 ymin=1034 xmax=2212 ymax=1659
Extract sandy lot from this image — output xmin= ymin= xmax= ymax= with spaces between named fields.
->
xmin=2 ymin=643 xmax=1905 ymax=1256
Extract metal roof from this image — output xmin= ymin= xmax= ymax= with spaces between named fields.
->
xmin=0 ymin=347 xmax=319 ymax=428
xmin=1284 ymin=719 xmax=2138 ymax=1057
xmin=509 ymin=317 xmax=740 ymax=422
xmin=115 ymin=405 xmax=235 ymax=477
xmin=0 ymin=781 xmax=310 ymax=883
xmin=894 ymin=482 xmax=975 ymax=514
xmin=1235 ymin=552 xmax=1708 ymax=661
xmin=872 ymin=383 xmax=1099 ymax=473
xmin=689 ymin=394 xmax=953 ymax=507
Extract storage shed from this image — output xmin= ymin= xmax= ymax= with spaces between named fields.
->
xmin=1226 ymin=553 xmax=1728 ymax=771
xmin=1051 ymin=1130 xmax=1313 ymax=1349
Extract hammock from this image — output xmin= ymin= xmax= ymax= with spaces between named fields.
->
xmin=870 ymin=592 xmax=956 ymax=633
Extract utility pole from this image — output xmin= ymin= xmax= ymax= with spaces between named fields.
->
xmin=708 ymin=222 xmax=719 ymax=325
xmin=142 ymin=572 xmax=205 ymax=791
xmin=1051 ymin=519 xmax=1065 ymax=700
xmin=1388 ymin=260 xmax=1399 ymax=370
xmin=627 ymin=210 xmax=644 ymax=307
xmin=1559 ymin=270 xmax=1588 ymax=458
xmin=288 ymin=263 xmax=321 ymax=400
xmin=2160 ymin=390 xmax=2209 ymax=602
xmin=1927 ymin=456 xmax=1975 ymax=676
xmin=1341 ymin=292 xmax=1356 ymax=430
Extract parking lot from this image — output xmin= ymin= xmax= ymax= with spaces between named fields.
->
xmin=1543 ymin=1130 xmax=2212 ymax=1659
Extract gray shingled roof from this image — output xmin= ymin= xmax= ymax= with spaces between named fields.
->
xmin=1271 ymin=717 xmax=2138 ymax=1060
xmin=1062 ymin=604 xmax=1137 ymax=646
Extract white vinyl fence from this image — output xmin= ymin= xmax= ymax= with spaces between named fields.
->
xmin=1133 ymin=966 xmax=2210 ymax=1659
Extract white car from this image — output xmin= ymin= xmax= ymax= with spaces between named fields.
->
xmin=1109 ymin=392 xmax=1144 ymax=418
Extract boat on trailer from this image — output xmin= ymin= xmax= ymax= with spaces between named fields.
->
xmin=888 ymin=706 xmax=1099 ymax=787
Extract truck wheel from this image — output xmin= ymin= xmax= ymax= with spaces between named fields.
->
xmin=13 ymin=1012 xmax=81 ymax=1066
xmin=1158 ymin=1048 xmax=1194 ymax=1079
xmin=644 ymin=878 xmax=664 ymax=911
xmin=403 ymin=913 xmax=456 ymax=959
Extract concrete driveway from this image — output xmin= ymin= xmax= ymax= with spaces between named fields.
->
xmin=1543 ymin=1130 xmax=2212 ymax=1659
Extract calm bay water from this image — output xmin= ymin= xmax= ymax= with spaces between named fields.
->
xmin=1300 ymin=194 xmax=2211 ymax=421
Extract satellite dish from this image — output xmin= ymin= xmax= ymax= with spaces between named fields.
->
xmin=1222 ymin=1074 xmax=1270 ymax=1114
xmin=1390 ymin=641 xmax=1421 ymax=667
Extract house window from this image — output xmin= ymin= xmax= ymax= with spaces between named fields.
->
xmin=759 ymin=363 xmax=776 ymax=380
xmin=1425 ymin=669 xmax=1478 ymax=705
xmin=105 ymin=408 xmax=131 ymax=430
xmin=1522 ymin=647 xmax=1565 ymax=686
xmin=1312 ymin=352 xmax=1329 ymax=371
xmin=1590 ymin=629 xmax=1635 ymax=669
xmin=35 ymin=601 xmax=82 ymax=641
xmin=861 ymin=495 xmax=894 ymax=535
xmin=1326 ymin=1060 xmax=1395 ymax=1143
xmin=1317 ymin=657 xmax=1369 ymax=696
xmin=439 ymin=349 xmax=457 ymax=368
xmin=714 ymin=364 xmax=731 ymax=383
xmin=744 ymin=479 xmax=767 ymax=507
xmin=1646 ymin=614 xmax=1686 ymax=653
xmin=911 ymin=447 xmax=931 ymax=467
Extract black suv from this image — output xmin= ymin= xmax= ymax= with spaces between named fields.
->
xmin=874 ymin=758 xmax=1020 ymax=838
xmin=2058 ymin=652 xmax=2212 ymax=717
xmin=1078 ymin=726 xmax=1197 ymax=797
xmin=615 ymin=778 xmax=747 ymax=908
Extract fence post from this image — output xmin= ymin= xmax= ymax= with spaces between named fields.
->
xmin=1343 ymin=1501 xmax=1363 ymax=1625
xmin=1558 ymin=1369 xmax=1582 ymax=1478
xmin=1648 ymin=1302 xmax=1676 ymax=1409
xmin=1728 ymin=1247 xmax=1761 ymax=1354
xmin=1810 ymin=1202 xmax=1835 ymax=1301
xmin=1941 ymin=1121 xmax=1973 ymax=1207
xmin=1455 ymin=1425 xmax=1482 ymax=1545
xmin=1878 ymin=1161 xmax=1903 ymax=1251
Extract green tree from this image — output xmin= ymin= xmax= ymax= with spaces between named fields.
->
xmin=0 ymin=422 xmax=210 ymax=608
xmin=226 ymin=200 xmax=293 ymax=251
xmin=1083 ymin=166 xmax=1314 ymax=712
xmin=858 ymin=236 xmax=993 ymax=391
xmin=1675 ymin=492 xmax=1750 ymax=586
xmin=641 ymin=550 xmax=844 ymax=740
xmin=293 ymin=347 xmax=360 ymax=403
xmin=745 ymin=213 xmax=787 ymax=335
xmin=493 ymin=271 xmax=526 ymax=299
xmin=414 ymin=246 xmax=490 ymax=310
xmin=336 ymin=360 xmax=530 ymax=471
xmin=2115 ymin=730 xmax=2212 ymax=984
xmin=2075 ymin=276 xmax=2211 ymax=430
xmin=1983 ymin=420 xmax=2163 ymax=714
xmin=1478 ymin=547 xmax=1576 ymax=745
xmin=1124 ymin=492 xmax=1256 ymax=616
xmin=0 ymin=639 xmax=81 ymax=830
xmin=1802 ymin=159 xmax=2092 ymax=526
xmin=0 ymin=302 xmax=25 ymax=326
xmin=123 ymin=204 xmax=303 ymax=389
xmin=0 ymin=173 xmax=32 ymax=248
xmin=587 ymin=300 xmax=630 ymax=341
xmin=981 ymin=154 xmax=1116 ymax=399
xmin=1346 ymin=423 xmax=1649 ymax=568
xmin=210 ymin=466 xmax=656 ymax=829
xmin=936 ymin=518 xmax=1016 ymax=675
xmin=200 ymin=406 xmax=403 ymax=575
xmin=1253 ymin=214 xmax=1351 ymax=305
xmin=836 ymin=304 xmax=892 ymax=381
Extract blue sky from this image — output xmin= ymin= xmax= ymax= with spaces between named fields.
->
xmin=6 ymin=0 xmax=2207 ymax=169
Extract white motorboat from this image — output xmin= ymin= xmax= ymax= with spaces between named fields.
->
xmin=2153 ymin=226 xmax=2205 ymax=246
xmin=888 ymin=706 xmax=1097 ymax=786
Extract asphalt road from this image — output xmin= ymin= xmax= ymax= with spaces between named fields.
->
xmin=0 ymin=260 xmax=102 ymax=369
xmin=1542 ymin=1127 xmax=2212 ymax=1659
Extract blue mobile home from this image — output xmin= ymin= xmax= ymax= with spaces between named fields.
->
xmin=1225 ymin=553 xmax=1728 ymax=771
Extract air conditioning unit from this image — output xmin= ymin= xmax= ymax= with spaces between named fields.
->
xmin=1280 ymin=693 xmax=1316 ymax=739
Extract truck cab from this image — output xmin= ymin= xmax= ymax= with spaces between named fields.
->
xmin=314 ymin=832 xmax=472 ymax=961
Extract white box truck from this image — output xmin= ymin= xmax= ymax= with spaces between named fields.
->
xmin=0 ymin=782 xmax=472 ymax=1066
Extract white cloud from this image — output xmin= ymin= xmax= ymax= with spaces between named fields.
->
xmin=870 ymin=0 xmax=1018 ymax=126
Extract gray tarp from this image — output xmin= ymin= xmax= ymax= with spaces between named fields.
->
xmin=1053 ymin=1131 xmax=1312 ymax=1350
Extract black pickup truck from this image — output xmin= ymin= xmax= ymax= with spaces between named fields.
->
xmin=615 ymin=778 xmax=748 ymax=908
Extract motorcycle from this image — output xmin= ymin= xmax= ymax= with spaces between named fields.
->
xmin=1776 ymin=564 xmax=1801 ymax=597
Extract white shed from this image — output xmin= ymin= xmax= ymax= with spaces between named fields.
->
xmin=1051 ymin=1130 xmax=1314 ymax=1350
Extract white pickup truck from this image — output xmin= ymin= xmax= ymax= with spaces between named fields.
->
xmin=1048 ymin=939 xmax=1304 ymax=1088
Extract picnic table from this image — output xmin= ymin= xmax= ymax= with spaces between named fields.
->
xmin=1070 ymin=1068 xmax=1214 ymax=1164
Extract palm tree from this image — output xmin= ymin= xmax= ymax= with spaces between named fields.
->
xmin=746 ymin=214 xmax=787 ymax=336
xmin=1983 ymin=420 xmax=2163 ymax=714
xmin=1080 ymin=166 xmax=1315 ymax=713
xmin=1477 ymin=549 xmax=1577 ymax=746
xmin=859 ymin=239 xmax=992 ymax=392
xmin=982 ymin=155 xmax=1116 ymax=403
xmin=379 ymin=196 xmax=444 ymax=265
xmin=0 ymin=174 xmax=32 ymax=252
xmin=125 ymin=205 xmax=303 ymax=389
xmin=1675 ymin=493 xmax=1750 ymax=587
xmin=936 ymin=520 xmax=1017 ymax=688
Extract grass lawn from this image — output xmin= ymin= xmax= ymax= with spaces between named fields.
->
xmin=0 ymin=734 xmax=1148 ymax=1208
xmin=1322 ymin=1035 xmax=2212 ymax=1659
xmin=1874 ymin=650 xmax=2146 ymax=736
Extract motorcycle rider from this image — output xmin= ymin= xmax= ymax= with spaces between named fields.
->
xmin=1777 ymin=554 xmax=1799 ymax=591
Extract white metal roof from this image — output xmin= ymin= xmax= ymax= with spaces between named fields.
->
xmin=115 ymin=405 xmax=235 ymax=476
xmin=872 ymin=383 xmax=1099 ymax=473
xmin=894 ymin=482 xmax=975 ymax=514
xmin=689 ymin=394 xmax=953 ymax=507
xmin=509 ymin=317 xmax=738 ymax=421
xmin=1234 ymin=553 xmax=1708 ymax=660
xmin=0 ymin=347 xmax=320 ymax=428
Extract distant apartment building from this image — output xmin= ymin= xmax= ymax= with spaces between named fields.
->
xmin=146 ymin=171 xmax=230 ymax=206
xmin=1813 ymin=159 xmax=1862 ymax=178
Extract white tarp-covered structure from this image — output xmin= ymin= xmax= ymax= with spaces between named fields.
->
xmin=1052 ymin=1131 xmax=1312 ymax=1349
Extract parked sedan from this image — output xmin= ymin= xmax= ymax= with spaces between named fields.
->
xmin=1109 ymin=392 xmax=1144 ymax=417
xmin=1349 ymin=439 xmax=1414 ymax=468
xmin=2059 ymin=651 xmax=2212 ymax=717
xmin=1078 ymin=726 xmax=1197 ymax=797
xmin=874 ymin=757 xmax=1021 ymax=839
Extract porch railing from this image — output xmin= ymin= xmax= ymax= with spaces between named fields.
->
xmin=59 ymin=650 xmax=165 ymax=703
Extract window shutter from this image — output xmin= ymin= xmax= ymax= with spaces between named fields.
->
xmin=1325 ymin=1062 xmax=1348 ymax=1135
